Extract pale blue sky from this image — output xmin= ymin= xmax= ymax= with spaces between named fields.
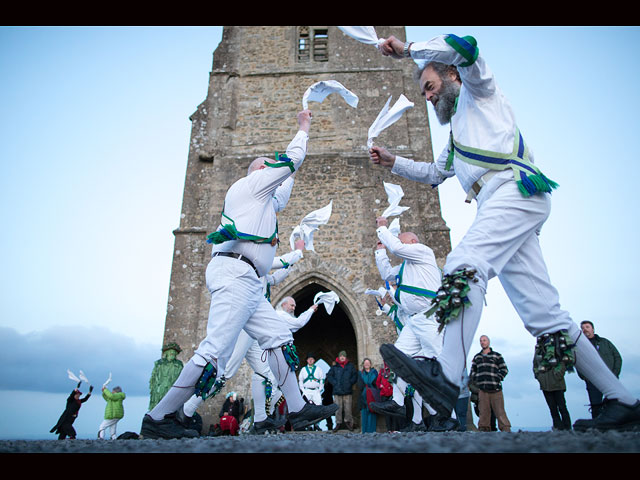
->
xmin=0 ymin=26 xmax=639 ymax=439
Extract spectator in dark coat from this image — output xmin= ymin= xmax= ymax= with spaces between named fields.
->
xmin=325 ymin=350 xmax=358 ymax=431
xmin=50 ymin=384 xmax=93 ymax=439
xmin=578 ymin=321 xmax=623 ymax=418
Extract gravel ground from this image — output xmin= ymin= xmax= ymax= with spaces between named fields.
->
xmin=2 ymin=430 xmax=640 ymax=453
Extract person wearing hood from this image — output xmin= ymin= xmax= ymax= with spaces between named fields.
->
xmin=326 ymin=350 xmax=358 ymax=431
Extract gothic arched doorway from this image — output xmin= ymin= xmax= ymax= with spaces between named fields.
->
xmin=279 ymin=280 xmax=361 ymax=429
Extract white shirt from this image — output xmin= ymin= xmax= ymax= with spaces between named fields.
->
xmin=211 ymin=131 xmax=308 ymax=276
xmin=264 ymin=249 xmax=303 ymax=289
xmin=375 ymin=226 xmax=441 ymax=316
xmin=395 ymin=34 xmax=528 ymax=195
xmin=276 ymin=307 xmax=315 ymax=333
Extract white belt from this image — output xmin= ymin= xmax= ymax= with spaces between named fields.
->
xmin=465 ymin=170 xmax=499 ymax=203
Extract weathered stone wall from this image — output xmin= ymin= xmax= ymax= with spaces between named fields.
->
xmin=161 ymin=26 xmax=451 ymax=432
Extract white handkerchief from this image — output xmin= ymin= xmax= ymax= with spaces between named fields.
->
xmin=289 ymin=201 xmax=333 ymax=252
xmin=314 ymin=291 xmax=340 ymax=315
xmin=388 ymin=217 xmax=401 ymax=237
xmin=337 ymin=26 xmax=384 ymax=47
xmin=302 ymin=80 xmax=359 ymax=110
xmin=67 ymin=369 xmax=80 ymax=382
xmin=381 ymin=181 xmax=410 ymax=218
xmin=365 ymin=287 xmax=387 ymax=297
xmin=79 ymin=370 xmax=90 ymax=384
xmin=367 ymin=94 xmax=414 ymax=148
xmin=103 ymin=372 xmax=112 ymax=389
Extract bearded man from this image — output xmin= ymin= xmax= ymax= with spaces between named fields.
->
xmin=369 ymin=32 xmax=640 ymax=432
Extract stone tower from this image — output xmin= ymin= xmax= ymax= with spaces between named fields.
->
xmin=162 ymin=26 xmax=451 ymax=431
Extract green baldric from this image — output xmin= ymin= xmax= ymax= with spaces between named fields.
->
xmin=207 ymin=211 xmax=278 ymax=245
xmin=446 ymin=127 xmax=559 ymax=198
xmin=206 ymin=152 xmax=293 ymax=245
xmin=302 ymin=364 xmax=320 ymax=383
xmin=394 ymin=261 xmax=437 ymax=305
xmin=387 ymin=304 xmax=404 ymax=332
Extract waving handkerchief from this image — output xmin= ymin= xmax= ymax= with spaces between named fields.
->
xmin=367 ymin=94 xmax=414 ymax=148
xmin=103 ymin=372 xmax=112 ymax=389
xmin=365 ymin=287 xmax=388 ymax=297
xmin=302 ymin=80 xmax=359 ymax=110
xmin=381 ymin=181 xmax=410 ymax=218
xmin=388 ymin=217 xmax=401 ymax=237
xmin=67 ymin=369 xmax=80 ymax=382
xmin=337 ymin=27 xmax=384 ymax=47
xmin=79 ymin=370 xmax=90 ymax=384
xmin=314 ymin=290 xmax=340 ymax=315
xmin=289 ymin=200 xmax=333 ymax=252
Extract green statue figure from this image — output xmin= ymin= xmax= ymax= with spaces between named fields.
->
xmin=148 ymin=342 xmax=184 ymax=410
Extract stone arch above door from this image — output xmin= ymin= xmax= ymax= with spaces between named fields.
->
xmin=270 ymin=258 xmax=396 ymax=368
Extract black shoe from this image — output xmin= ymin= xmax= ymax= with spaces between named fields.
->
xmin=573 ymin=399 xmax=640 ymax=432
xmin=249 ymin=416 xmax=288 ymax=434
xmin=175 ymin=408 xmax=203 ymax=435
xmin=140 ymin=413 xmax=200 ymax=439
xmin=289 ymin=403 xmax=339 ymax=431
xmin=369 ymin=400 xmax=407 ymax=419
xmin=428 ymin=414 xmax=459 ymax=432
xmin=400 ymin=421 xmax=427 ymax=432
xmin=380 ymin=344 xmax=459 ymax=417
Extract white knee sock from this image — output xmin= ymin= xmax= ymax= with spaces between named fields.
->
xmin=183 ymin=394 xmax=203 ymax=418
xmin=439 ymin=281 xmax=486 ymax=387
xmin=267 ymin=348 xmax=305 ymax=413
xmin=148 ymin=355 xmax=210 ymax=421
xmin=411 ymin=391 xmax=424 ymax=424
xmin=252 ymin=374 xmax=268 ymax=422
xmin=392 ymin=379 xmax=406 ymax=405
xmin=570 ymin=325 xmax=636 ymax=406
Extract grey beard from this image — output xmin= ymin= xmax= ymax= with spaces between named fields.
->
xmin=434 ymin=80 xmax=461 ymax=125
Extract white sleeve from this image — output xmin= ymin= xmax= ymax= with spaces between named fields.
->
xmin=374 ymin=248 xmax=400 ymax=283
xmin=246 ymin=130 xmax=308 ymax=202
xmin=377 ymin=226 xmax=433 ymax=264
xmin=409 ymin=34 xmax=496 ymax=99
xmin=391 ymin=154 xmax=453 ymax=186
xmin=272 ymin=175 xmax=295 ymax=213
xmin=288 ymin=308 xmax=315 ymax=333
xmin=268 ymin=267 xmax=291 ymax=287
xmin=272 ymin=249 xmax=303 ymax=270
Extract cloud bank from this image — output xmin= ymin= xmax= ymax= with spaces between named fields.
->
xmin=0 ymin=325 xmax=161 ymax=396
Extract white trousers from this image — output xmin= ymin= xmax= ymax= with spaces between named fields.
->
xmin=152 ymin=255 xmax=296 ymax=420
xmin=195 ymin=255 xmax=294 ymax=364
xmin=391 ymin=310 xmax=444 ymax=422
xmin=395 ymin=311 xmax=444 ymax=359
xmin=439 ymin=179 xmax=635 ymax=406
xmin=301 ymin=387 xmax=323 ymax=405
xmin=98 ymin=418 xmax=119 ymax=439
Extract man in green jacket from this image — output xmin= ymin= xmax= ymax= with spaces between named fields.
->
xmin=579 ymin=321 xmax=623 ymax=418
xmin=98 ymin=386 xmax=126 ymax=439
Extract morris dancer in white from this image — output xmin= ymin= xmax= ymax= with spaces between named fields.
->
xmin=180 ymin=240 xmax=306 ymax=435
xmin=141 ymin=110 xmax=337 ymax=438
xmin=369 ymin=216 xmax=452 ymax=431
xmin=369 ymin=32 xmax=640 ymax=431
xmin=298 ymin=353 xmax=325 ymax=406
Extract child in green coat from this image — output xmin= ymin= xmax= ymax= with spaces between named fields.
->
xmin=98 ymin=386 xmax=126 ymax=439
